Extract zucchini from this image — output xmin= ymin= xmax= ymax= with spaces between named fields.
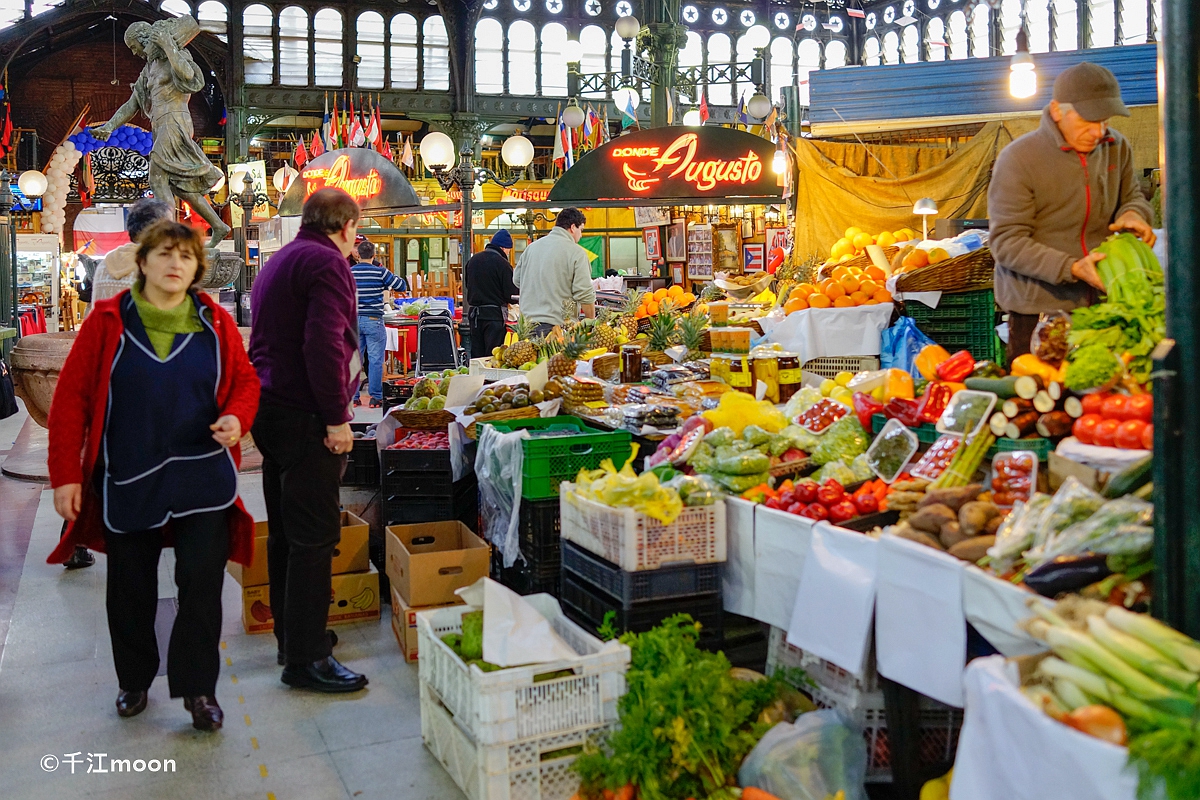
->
xmin=1103 ymin=455 xmax=1153 ymax=499
xmin=964 ymin=375 xmax=1022 ymax=399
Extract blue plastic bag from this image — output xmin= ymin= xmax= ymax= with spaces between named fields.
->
xmin=880 ymin=317 xmax=936 ymax=374
xmin=738 ymin=711 xmax=869 ymax=800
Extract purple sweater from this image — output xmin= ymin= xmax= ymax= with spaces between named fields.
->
xmin=249 ymin=226 xmax=358 ymax=425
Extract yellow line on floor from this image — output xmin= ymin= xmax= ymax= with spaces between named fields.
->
xmin=251 ymin=736 xmax=259 ymax=750
xmin=259 ymin=764 xmax=268 ymax=778
xmin=244 ymin=714 xmax=252 ymax=727
xmin=231 ymin=674 xmax=239 ymax=684
xmin=239 ymin=695 xmax=245 ymax=704
xmin=226 ymin=656 xmax=233 ymax=666
xmin=220 ymin=641 xmax=227 ymax=649
xmin=267 ymin=793 xmax=276 ymax=800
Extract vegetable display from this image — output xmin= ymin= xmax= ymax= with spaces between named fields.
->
xmin=990 ymin=451 xmax=1037 ymax=507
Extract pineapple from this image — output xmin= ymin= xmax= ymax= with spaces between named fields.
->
xmin=620 ymin=288 xmax=644 ymax=338
xmin=504 ymin=315 xmax=537 ymax=368
xmin=676 ymin=309 xmax=708 ymax=361
xmin=647 ymin=305 xmax=678 ymax=353
xmin=547 ymin=326 xmax=592 ymax=378
xmin=698 ymin=283 xmax=722 ymax=304
xmin=560 ymin=299 xmax=579 ymax=332
xmin=589 ymin=309 xmax=619 ymax=352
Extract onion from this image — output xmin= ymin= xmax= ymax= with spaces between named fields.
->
xmin=1063 ymin=705 xmax=1127 ymax=746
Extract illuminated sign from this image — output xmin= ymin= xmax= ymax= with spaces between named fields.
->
xmin=278 ymin=148 xmax=421 ymax=216
xmin=548 ymin=126 xmax=781 ymax=202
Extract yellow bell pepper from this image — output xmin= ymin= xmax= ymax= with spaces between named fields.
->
xmin=881 ymin=368 xmax=914 ymax=401
xmin=1010 ymin=353 xmax=1061 ymax=384
xmin=914 ymin=344 xmax=952 ymax=381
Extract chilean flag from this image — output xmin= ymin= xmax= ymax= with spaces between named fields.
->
xmin=72 ymin=206 xmax=130 ymax=256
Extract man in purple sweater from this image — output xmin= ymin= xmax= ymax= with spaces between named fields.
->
xmin=249 ymin=188 xmax=367 ymax=693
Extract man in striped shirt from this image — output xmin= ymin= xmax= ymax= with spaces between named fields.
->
xmin=351 ymin=240 xmax=406 ymax=407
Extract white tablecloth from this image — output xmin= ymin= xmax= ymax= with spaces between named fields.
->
xmin=962 ymin=566 xmax=1050 ymax=657
xmin=757 ymin=303 xmax=894 ymax=365
xmin=752 ymin=507 xmax=815 ymax=630
xmin=723 ymin=498 xmax=757 ymax=618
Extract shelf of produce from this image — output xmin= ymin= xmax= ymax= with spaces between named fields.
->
xmin=483 ymin=417 xmax=633 ymax=501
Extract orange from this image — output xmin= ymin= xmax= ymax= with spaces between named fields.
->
xmin=850 ymin=291 xmax=869 ymax=305
xmin=845 ymin=226 xmax=862 ymax=240
xmin=876 ymin=231 xmax=897 ymax=248
xmin=794 ymin=282 xmax=818 ymax=299
xmin=864 ymin=265 xmax=887 ymax=282
xmin=901 ymin=249 xmax=930 ymax=271
xmin=840 ymin=274 xmax=861 ymax=294
xmin=645 ymin=300 xmax=660 ymax=315
xmin=838 ymin=254 xmax=853 ymax=263
xmin=820 ymin=278 xmax=845 ymax=298
xmin=808 ymin=292 xmax=832 ymax=308
xmin=830 ymin=238 xmax=854 ymax=259
xmin=852 ymin=232 xmax=873 ymax=251
xmin=634 ymin=308 xmax=647 ymax=318
xmin=653 ymin=288 xmax=669 ymax=300
xmin=873 ymin=288 xmax=893 ymax=303
xmin=668 ymin=285 xmax=684 ymax=297
xmin=783 ymin=297 xmax=808 ymax=314
xmin=859 ymin=279 xmax=880 ymax=296
xmin=862 ymin=297 xmax=880 ymax=305
xmin=681 ymin=292 xmax=696 ymax=304
xmin=831 ymin=266 xmax=849 ymax=281
xmin=893 ymin=229 xmax=911 ymax=242
xmin=833 ymin=295 xmax=855 ymax=308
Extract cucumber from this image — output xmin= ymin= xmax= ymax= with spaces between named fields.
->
xmin=964 ymin=375 xmax=1021 ymax=399
xmin=1103 ymin=455 xmax=1153 ymax=499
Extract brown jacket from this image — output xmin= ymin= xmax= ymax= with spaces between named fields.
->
xmin=988 ymin=108 xmax=1152 ymax=315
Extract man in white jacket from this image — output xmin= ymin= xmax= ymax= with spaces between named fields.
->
xmin=90 ymin=198 xmax=174 ymax=306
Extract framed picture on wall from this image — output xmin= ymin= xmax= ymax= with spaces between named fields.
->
xmin=755 ymin=216 xmax=766 ymax=235
xmin=713 ymin=223 xmax=742 ymax=275
xmin=743 ymin=243 xmax=765 ymax=272
xmin=634 ymin=206 xmax=671 ymax=227
xmin=643 ymin=227 xmax=662 ymax=260
xmin=765 ymin=227 xmax=790 ymax=258
xmin=665 ymin=221 xmax=687 ymax=262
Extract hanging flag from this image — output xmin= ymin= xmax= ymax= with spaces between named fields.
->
xmin=736 ymin=93 xmax=749 ymax=126
xmin=847 ymin=8 xmax=866 ymax=18
xmin=218 ymin=106 xmax=227 ymax=126
xmin=349 ymin=94 xmax=365 ymax=147
xmin=699 ymin=91 xmax=710 ymax=124
xmin=330 ymin=94 xmax=342 ymax=149
xmin=294 ymin=135 xmax=308 ymax=168
xmin=619 ymin=92 xmax=638 ymax=130
xmin=582 ymin=104 xmax=595 ymax=146
xmin=365 ymin=103 xmax=380 ymax=149
xmin=400 ymin=135 xmax=414 ymax=168
xmin=0 ymin=103 xmax=14 ymax=159
xmin=665 ymin=91 xmax=674 ymax=126
xmin=310 ymin=129 xmax=324 ymax=157
xmin=552 ymin=104 xmax=565 ymax=170
xmin=320 ymin=93 xmax=331 ymax=151
xmin=600 ymin=108 xmax=611 ymax=143
xmin=762 ymin=106 xmax=779 ymax=142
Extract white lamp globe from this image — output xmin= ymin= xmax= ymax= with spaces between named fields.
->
xmin=208 ymin=174 xmax=225 ymax=194
xmin=614 ymin=15 xmax=640 ymax=40
xmin=273 ymin=164 xmax=298 ymax=193
xmin=419 ymin=131 xmax=457 ymax=170
xmin=747 ymin=92 xmax=773 ymax=119
xmin=772 ymin=150 xmax=787 ymax=174
xmin=613 ymin=84 xmax=640 ymax=113
xmin=562 ymin=38 xmax=584 ymax=64
xmin=745 ymin=24 xmax=771 ymax=50
xmin=229 ymin=170 xmax=249 ymax=194
xmin=683 ymin=109 xmax=701 ymax=126
xmin=1009 ymin=52 xmax=1037 ymax=99
xmin=18 ymin=170 xmax=47 ymax=197
xmin=501 ymin=134 xmax=535 ymax=168
xmin=562 ymin=102 xmax=586 ymax=129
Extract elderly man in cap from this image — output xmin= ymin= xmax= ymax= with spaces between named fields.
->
xmin=989 ymin=61 xmax=1155 ymax=361
xmin=464 ymin=230 xmax=520 ymax=359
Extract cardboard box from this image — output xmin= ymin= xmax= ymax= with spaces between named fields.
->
xmin=229 ymin=513 xmax=369 ymax=587
xmin=1048 ymin=452 xmax=1112 ymax=493
xmin=228 ymin=521 xmax=270 ymax=587
xmin=240 ymin=565 xmax=381 ymax=634
xmin=390 ymin=584 xmax=459 ymax=663
xmin=385 ymin=521 xmax=489 ymax=607
xmin=333 ymin=511 xmax=370 ymax=575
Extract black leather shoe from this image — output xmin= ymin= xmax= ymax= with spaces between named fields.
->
xmin=278 ymin=629 xmax=338 ymax=666
xmin=183 ymin=696 xmax=224 ymax=731
xmin=116 ymin=690 xmax=148 ymax=718
xmin=64 ymin=546 xmax=95 ymax=569
xmin=281 ymin=656 xmax=367 ymax=693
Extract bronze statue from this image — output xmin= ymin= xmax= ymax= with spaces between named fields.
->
xmin=92 ymin=18 xmax=231 ymax=248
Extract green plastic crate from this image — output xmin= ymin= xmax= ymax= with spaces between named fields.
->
xmin=484 ymin=416 xmax=633 ymax=500
xmin=987 ymin=435 xmax=1054 ymax=462
xmin=904 ymin=290 xmax=1003 ymax=364
xmin=872 ymin=413 xmax=940 ymax=444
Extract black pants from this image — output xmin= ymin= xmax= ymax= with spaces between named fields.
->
xmin=469 ymin=307 xmax=509 ymax=359
xmin=252 ymin=402 xmax=344 ymax=666
xmin=105 ymin=510 xmax=228 ymax=697
xmin=1006 ymin=311 xmax=1040 ymax=364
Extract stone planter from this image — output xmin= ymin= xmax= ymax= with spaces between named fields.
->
xmin=9 ymin=332 xmax=77 ymax=428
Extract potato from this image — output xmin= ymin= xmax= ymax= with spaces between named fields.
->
xmin=984 ymin=513 xmax=1006 ymax=536
xmin=919 ymin=484 xmax=984 ymax=512
xmin=893 ymin=523 xmax=945 ymax=551
xmin=948 ymin=535 xmax=996 ymax=563
xmin=939 ymin=520 xmax=968 ymax=549
xmin=959 ymin=501 xmax=1002 ymax=538
xmin=908 ymin=503 xmax=957 ymax=534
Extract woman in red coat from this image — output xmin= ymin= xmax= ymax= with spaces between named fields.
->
xmin=47 ymin=221 xmax=260 ymax=732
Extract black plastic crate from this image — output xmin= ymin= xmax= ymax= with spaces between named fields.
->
xmin=380 ymin=444 xmax=452 ymax=476
xmin=382 ymin=467 xmax=457 ymax=498
xmin=343 ymin=423 xmax=381 ymax=487
xmin=383 ymin=380 xmax=414 ymax=404
xmin=490 ymin=547 xmax=560 ymax=597
xmin=383 ymin=475 xmax=477 ymax=526
xmin=559 ymin=572 xmax=723 ymax=644
xmin=561 ymin=540 xmax=722 ymax=605
xmin=479 ymin=497 xmax=562 ymax=564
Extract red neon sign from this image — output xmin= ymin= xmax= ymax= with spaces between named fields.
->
xmin=301 ymin=155 xmax=383 ymax=203
xmin=611 ymin=133 xmax=764 ymax=193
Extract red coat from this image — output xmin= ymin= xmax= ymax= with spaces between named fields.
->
xmin=46 ymin=291 xmax=260 ymax=565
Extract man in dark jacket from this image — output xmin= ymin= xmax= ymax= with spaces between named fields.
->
xmin=989 ymin=62 xmax=1155 ymax=360
xmin=249 ymin=188 xmax=368 ymax=694
xmin=464 ymin=229 xmax=519 ymax=359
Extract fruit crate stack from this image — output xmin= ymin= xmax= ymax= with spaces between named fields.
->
xmin=481 ymin=417 xmax=633 ymax=502
xmin=902 ymin=289 xmax=1004 ymax=365
xmin=485 ymin=498 xmax=562 ymax=596
xmin=417 ymin=595 xmax=631 ymax=800
xmin=557 ymin=484 xmax=727 ymax=647
xmin=380 ymin=429 xmax=477 ymax=527
xmin=342 ymin=422 xmax=381 ymax=487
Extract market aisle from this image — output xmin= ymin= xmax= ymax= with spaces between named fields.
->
xmin=0 ymin=482 xmax=465 ymax=800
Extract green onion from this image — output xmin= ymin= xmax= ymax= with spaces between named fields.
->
xmin=1037 ymin=656 xmax=1121 ymax=704
xmin=1053 ymin=677 xmax=1093 ymax=711
xmin=1088 ymin=616 xmax=1200 ymax=695
xmin=1107 ymin=693 xmax=1187 ymax=731
xmin=1106 ymin=606 xmax=1200 ymax=674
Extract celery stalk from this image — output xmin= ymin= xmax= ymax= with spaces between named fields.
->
xmin=1088 ymin=616 xmax=1200 ymax=694
xmin=1105 ymin=606 xmax=1200 ymax=674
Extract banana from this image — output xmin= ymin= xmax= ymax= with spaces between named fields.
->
xmin=349 ymin=587 xmax=375 ymax=610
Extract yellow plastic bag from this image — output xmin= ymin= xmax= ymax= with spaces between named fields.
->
xmin=702 ymin=390 xmax=788 ymax=436
xmin=571 ymin=445 xmax=684 ymax=525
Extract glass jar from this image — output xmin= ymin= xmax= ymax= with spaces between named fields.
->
xmin=752 ymin=354 xmax=779 ymax=403
xmin=620 ymin=345 xmax=644 ymax=384
xmin=728 ymin=356 xmax=753 ymax=393
xmin=710 ymin=354 xmax=732 ymax=385
xmin=778 ymin=353 xmax=802 ymax=403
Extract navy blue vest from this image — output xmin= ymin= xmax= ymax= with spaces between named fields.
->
xmin=101 ymin=294 xmax=237 ymax=533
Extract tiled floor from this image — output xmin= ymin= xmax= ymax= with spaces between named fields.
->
xmin=0 ymin=422 xmax=466 ymax=800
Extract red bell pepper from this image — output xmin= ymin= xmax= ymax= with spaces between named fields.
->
xmin=884 ymin=396 xmax=924 ymax=427
xmin=852 ymin=391 xmax=885 ymax=430
xmin=935 ymin=350 xmax=976 ymax=383
xmin=918 ymin=382 xmax=954 ymax=424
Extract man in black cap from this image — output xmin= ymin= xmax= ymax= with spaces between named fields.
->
xmin=989 ymin=61 xmax=1155 ymax=361
xmin=464 ymin=230 xmax=519 ymax=359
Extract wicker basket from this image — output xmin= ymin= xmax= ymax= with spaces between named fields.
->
xmin=818 ymin=247 xmax=900 ymax=280
xmin=465 ymin=406 xmax=541 ymax=439
xmin=385 ymin=408 xmax=455 ymax=430
xmin=769 ymin=457 xmax=815 ymax=478
xmin=591 ymin=352 xmax=621 ymax=381
xmin=894 ymin=247 xmax=995 ymax=293
xmin=641 ymin=350 xmax=673 ymax=367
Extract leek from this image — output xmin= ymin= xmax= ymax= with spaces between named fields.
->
xmin=1105 ymin=606 xmax=1200 ymax=674
xmin=1088 ymin=616 xmax=1200 ymax=695
xmin=1054 ymin=677 xmax=1093 ymax=711
xmin=1037 ymin=656 xmax=1121 ymax=704
xmin=1107 ymin=693 xmax=1187 ymax=732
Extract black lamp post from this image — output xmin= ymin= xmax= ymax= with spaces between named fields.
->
xmin=231 ymin=172 xmax=268 ymax=326
xmin=0 ymin=171 xmax=16 ymax=339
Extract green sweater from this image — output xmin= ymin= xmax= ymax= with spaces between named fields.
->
xmin=131 ymin=286 xmax=205 ymax=359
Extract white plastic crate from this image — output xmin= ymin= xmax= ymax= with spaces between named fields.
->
xmin=802 ymin=355 xmax=881 ymax=380
xmin=765 ymin=626 xmax=878 ymax=703
xmin=469 ymin=358 xmax=528 ymax=381
xmin=416 ymin=594 xmax=630 ymax=746
xmin=422 ymin=681 xmax=608 ymax=800
xmin=559 ymin=485 xmax=727 ymax=572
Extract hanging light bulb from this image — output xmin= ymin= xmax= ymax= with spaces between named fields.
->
xmin=772 ymin=149 xmax=787 ymax=175
xmin=562 ymin=99 xmax=586 ymax=129
xmin=1009 ymin=28 xmax=1037 ymax=99
xmin=613 ymin=83 xmax=640 ymax=114
xmin=683 ymin=108 xmax=701 ymax=126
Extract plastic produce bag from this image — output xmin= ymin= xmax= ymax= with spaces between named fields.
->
xmin=1030 ymin=310 xmax=1071 ymax=367
xmin=703 ymin=390 xmax=789 ymax=436
xmin=738 ymin=711 xmax=869 ymax=800
xmin=715 ymin=450 xmax=772 ymax=475
xmin=814 ymin=460 xmax=857 ymax=485
xmin=780 ymin=423 xmax=823 ymax=454
xmin=810 ymin=414 xmax=869 ymax=466
xmin=785 ymin=387 xmax=825 ymax=418
xmin=1025 ymin=477 xmax=1106 ymax=561
xmin=880 ymin=317 xmax=937 ymax=375
xmin=663 ymin=473 xmax=720 ymax=506
xmin=572 ymin=449 xmax=684 ymax=525
xmin=986 ymin=495 xmax=1048 ymax=572
xmin=1030 ymin=496 xmax=1154 ymax=566
xmin=475 ymin=425 xmax=527 ymax=568
xmin=849 ymin=453 xmax=875 ymax=481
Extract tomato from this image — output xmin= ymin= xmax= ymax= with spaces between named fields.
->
xmin=793 ymin=479 xmax=819 ymax=504
xmin=1073 ymin=413 xmax=1102 ymax=445
xmin=1080 ymin=392 xmax=1107 ymax=416
xmin=853 ymin=493 xmax=879 ymax=515
xmin=801 ymin=503 xmax=830 ymax=521
xmin=1101 ymin=394 xmax=1129 ymax=421
xmin=778 ymin=490 xmax=796 ymax=508
xmin=817 ymin=480 xmax=845 ymax=505
xmin=828 ymin=500 xmax=859 ymax=523
xmin=1115 ymin=419 xmax=1148 ymax=450
xmin=1093 ymin=418 xmax=1121 ymax=448
xmin=764 ymin=497 xmax=783 ymax=510
xmin=1126 ymin=394 xmax=1153 ymax=423
xmin=787 ymin=501 xmax=806 ymax=516
xmin=1142 ymin=423 xmax=1154 ymax=450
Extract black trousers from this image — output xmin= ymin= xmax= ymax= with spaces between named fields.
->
xmin=252 ymin=402 xmax=344 ymax=666
xmin=1006 ymin=311 xmax=1040 ymax=364
xmin=104 ymin=510 xmax=228 ymax=697
xmin=468 ymin=307 xmax=509 ymax=359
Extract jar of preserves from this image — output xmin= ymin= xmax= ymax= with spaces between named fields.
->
xmin=752 ymin=353 xmax=780 ymax=403
xmin=620 ymin=345 xmax=644 ymax=384
xmin=778 ymin=353 xmax=802 ymax=403
xmin=728 ymin=356 xmax=753 ymax=393
xmin=709 ymin=354 xmax=732 ymax=385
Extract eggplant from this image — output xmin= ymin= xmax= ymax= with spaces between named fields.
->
xmin=1024 ymin=554 xmax=1113 ymax=598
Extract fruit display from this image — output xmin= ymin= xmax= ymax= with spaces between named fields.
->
xmin=463 ymin=381 xmax=543 ymax=415
xmin=386 ymin=430 xmax=449 ymax=450
xmin=796 ymin=398 xmax=848 ymax=433
xmin=633 ymin=285 xmax=696 ymax=319
xmin=548 ymin=326 xmax=593 ymax=378
xmin=645 ymin=302 xmax=679 ymax=353
xmin=1069 ymin=391 xmax=1153 ymax=450
xmin=782 ymin=264 xmax=892 ymax=313
xmin=824 ymin=225 xmax=917 ymax=268
xmin=910 ymin=435 xmax=961 ymax=481
xmin=400 ymin=368 xmax=469 ymax=410
xmin=756 ymin=477 xmax=879 ymax=524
